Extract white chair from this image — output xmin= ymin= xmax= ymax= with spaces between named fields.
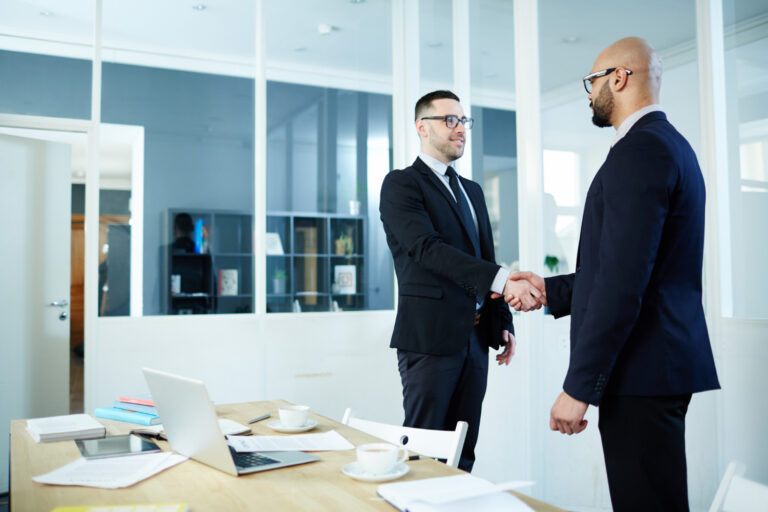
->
xmin=341 ymin=408 xmax=468 ymax=468
xmin=709 ymin=461 xmax=768 ymax=512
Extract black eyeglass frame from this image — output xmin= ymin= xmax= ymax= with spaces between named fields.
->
xmin=582 ymin=67 xmax=632 ymax=93
xmin=420 ymin=115 xmax=475 ymax=130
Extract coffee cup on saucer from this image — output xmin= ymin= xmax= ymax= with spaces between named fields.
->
xmin=356 ymin=443 xmax=407 ymax=475
xmin=278 ymin=405 xmax=310 ymax=428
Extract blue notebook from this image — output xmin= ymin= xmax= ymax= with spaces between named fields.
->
xmin=94 ymin=406 xmax=161 ymax=425
xmin=113 ymin=400 xmax=158 ymax=416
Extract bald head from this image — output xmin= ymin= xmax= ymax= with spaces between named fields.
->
xmin=587 ymin=37 xmax=662 ymax=129
xmin=594 ymin=37 xmax=662 ymax=103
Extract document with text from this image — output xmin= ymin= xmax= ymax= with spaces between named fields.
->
xmin=227 ymin=430 xmax=353 ymax=452
xmin=33 ymin=452 xmax=187 ymax=489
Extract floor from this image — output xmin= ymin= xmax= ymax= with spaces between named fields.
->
xmin=70 ymin=344 xmax=84 ymax=414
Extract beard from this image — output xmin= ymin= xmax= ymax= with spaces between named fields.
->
xmin=591 ymin=80 xmax=614 ymax=128
xmin=428 ymin=126 xmax=465 ymax=161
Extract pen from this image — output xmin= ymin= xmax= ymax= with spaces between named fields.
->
xmin=248 ymin=413 xmax=271 ymax=424
xmin=408 ymin=455 xmax=436 ymax=461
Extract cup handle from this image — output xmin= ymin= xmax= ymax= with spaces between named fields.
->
xmin=396 ymin=446 xmax=407 ymax=464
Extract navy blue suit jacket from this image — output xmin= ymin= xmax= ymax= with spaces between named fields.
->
xmin=380 ymin=157 xmax=513 ymax=356
xmin=545 ymin=111 xmax=720 ymax=405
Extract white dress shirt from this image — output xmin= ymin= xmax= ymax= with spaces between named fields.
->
xmin=418 ymin=153 xmax=509 ymax=297
xmin=612 ymin=104 xmax=663 ymax=147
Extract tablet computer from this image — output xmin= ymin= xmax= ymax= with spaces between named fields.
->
xmin=75 ymin=434 xmax=161 ymax=459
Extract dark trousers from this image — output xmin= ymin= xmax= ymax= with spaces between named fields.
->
xmin=397 ymin=325 xmax=488 ymax=472
xmin=598 ymin=393 xmax=692 ymax=512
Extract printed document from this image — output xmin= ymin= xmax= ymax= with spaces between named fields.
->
xmin=227 ymin=430 xmax=353 ymax=452
xmin=33 ymin=452 xmax=187 ymax=489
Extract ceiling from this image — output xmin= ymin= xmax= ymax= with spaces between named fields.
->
xmin=0 ymin=0 xmax=767 ymax=94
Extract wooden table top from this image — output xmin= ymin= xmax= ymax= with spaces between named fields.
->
xmin=10 ymin=400 xmax=563 ymax=511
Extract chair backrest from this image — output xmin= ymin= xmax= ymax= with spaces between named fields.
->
xmin=709 ymin=461 xmax=768 ymax=512
xmin=341 ymin=408 xmax=468 ymax=468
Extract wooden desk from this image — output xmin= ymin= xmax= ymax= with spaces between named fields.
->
xmin=11 ymin=400 xmax=563 ymax=511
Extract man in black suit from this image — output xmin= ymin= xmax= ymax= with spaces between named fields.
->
xmin=503 ymin=38 xmax=720 ymax=510
xmin=380 ymin=90 xmax=539 ymax=472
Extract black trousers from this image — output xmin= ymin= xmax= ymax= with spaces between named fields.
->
xmin=598 ymin=393 xmax=692 ymax=512
xmin=397 ymin=325 xmax=488 ymax=472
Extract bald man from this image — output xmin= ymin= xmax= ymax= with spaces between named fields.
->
xmin=502 ymin=38 xmax=720 ymax=510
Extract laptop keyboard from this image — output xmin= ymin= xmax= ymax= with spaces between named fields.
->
xmin=229 ymin=445 xmax=280 ymax=469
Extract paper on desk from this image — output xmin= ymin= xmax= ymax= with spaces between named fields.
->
xmin=378 ymin=475 xmax=534 ymax=512
xmin=227 ymin=430 xmax=353 ymax=452
xmin=33 ymin=452 xmax=187 ymax=489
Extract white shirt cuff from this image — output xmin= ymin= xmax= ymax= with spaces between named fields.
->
xmin=490 ymin=267 xmax=510 ymax=296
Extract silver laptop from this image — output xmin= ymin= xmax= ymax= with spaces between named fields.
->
xmin=142 ymin=367 xmax=319 ymax=476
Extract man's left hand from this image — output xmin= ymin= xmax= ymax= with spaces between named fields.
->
xmin=496 ymin=330 xmax=516 ymax=366
xmin=550 ymin=391 xmax=589 ymax=435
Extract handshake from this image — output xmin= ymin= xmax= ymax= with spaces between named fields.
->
xmin=491 ymin=271 xmax=547 ymax=312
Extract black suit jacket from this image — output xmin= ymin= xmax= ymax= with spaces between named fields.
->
xmin=379 ymin=157 xmax=513 ymax=356
xmin=545 ymin=111 xmax=720 ymax=405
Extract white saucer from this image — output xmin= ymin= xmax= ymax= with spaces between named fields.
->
xmin=266 ymin=419 xmax=318 ymax=433
xmin=341 ymin=461 xmax=410 ymax=483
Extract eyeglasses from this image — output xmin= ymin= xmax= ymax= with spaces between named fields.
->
xmin=582 ymin=67 xmax=632 ymax=93
xmin=420 ymin=115 xmax=474 ymax=130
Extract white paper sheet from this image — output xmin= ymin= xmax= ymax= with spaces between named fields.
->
xmin=378 ymin=475 xmax=534 ymax=511
xmin=227 ymin=430 xmax=353 ymax=452
xmin=33 ymin=452 xmax=187 ymax=489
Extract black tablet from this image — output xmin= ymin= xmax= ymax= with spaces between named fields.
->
xmin=75 ymin=434 xmax=161 ymax=459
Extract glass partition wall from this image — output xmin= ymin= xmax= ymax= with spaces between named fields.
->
xmin=264 ymin=0 xmax=394 ymax=313
xmin=101 ymin=1 xmax=256 ymax=316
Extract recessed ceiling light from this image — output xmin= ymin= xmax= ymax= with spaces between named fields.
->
xmin=39 ymin=10 xmax=54 ymax=17
xmin=294 ymin=46 xmax=308 ymax=52
xmin=350 ymin=0 xmax=365 ymax=3
xmin=317 ymin=23 xmax=339 ymax=35
xmin=192 ymin=4 xmax=207 ymax=11
xmin=425 ymin=41 xmax=443 ymax=49
xmin=561 ymin=36 xmax=580 ymax=44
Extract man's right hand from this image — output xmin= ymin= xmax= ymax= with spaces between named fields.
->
xmin=491 ymin=271 xmax=547 ymax=311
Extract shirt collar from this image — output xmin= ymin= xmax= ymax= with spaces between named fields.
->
xmin=419 ymin=152 xmax=453 ymax=176
xmin=612 ymin=104 xmax=663 ymax=147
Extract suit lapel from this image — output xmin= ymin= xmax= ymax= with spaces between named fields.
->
xmin=415 ymin=158 xmax=466 ymax=224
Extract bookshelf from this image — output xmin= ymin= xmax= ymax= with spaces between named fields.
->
xmin=164 ymin=209 xmax=253 ymax=315
xmin=266 ymin=212 xmax=365 ymax=313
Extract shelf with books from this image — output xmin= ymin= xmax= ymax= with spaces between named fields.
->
xmin=266 ymin=212 xmax=365 ymax=313
xmin=165 ymin=209 xmax=254 ymax=315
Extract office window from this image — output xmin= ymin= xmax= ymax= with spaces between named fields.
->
xmin=723 ymin=0 xmax=768 ymax=319
xmin=471 ymin=107 xmax=519 ymax=269
xmin=101 ymin=0 xmax=256 ymax=316
xmin=264 ymin=1 xmax=394 ymax=313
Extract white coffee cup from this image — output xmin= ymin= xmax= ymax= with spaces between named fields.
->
xmin=356 ymin=443 xmax=407 ymax=475
xmin=278 ymin=405 xmax=310 ymax=428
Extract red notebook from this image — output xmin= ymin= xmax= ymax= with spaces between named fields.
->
xmin=117 ymin=394 xmax=155 ymax=407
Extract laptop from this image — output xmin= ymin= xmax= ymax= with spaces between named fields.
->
xmin=142 ymin=367 xmax=320 ymax=476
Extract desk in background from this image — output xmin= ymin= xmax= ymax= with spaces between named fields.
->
xmin=10 ymin=400 xmax=564 ymax=511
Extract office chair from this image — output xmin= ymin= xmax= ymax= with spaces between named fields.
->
xmin=341 ymin=408 xmax=468 ymax=468
xmin=709 ymin=461 xmax=768 ymax=512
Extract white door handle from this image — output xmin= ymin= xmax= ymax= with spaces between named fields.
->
xmin=49 ymin=299 xmax=69 ymax=308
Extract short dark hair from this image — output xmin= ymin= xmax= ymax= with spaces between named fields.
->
xmin=174 ymin=213 xmax=194 ymax=235
xmin=415 ymin=90 xmax=460 ymax=120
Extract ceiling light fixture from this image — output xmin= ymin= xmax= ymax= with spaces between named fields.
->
xmin=561 ymin=36 xmax=580 ymax=44
xmin=294 ymin=46 xmax=308 ymax=52
xmin=39 ymin=10 xmax=53 ymax=16
xmin=425 ymin=41 xmax=443 ymax=48
xmin=192 ymin=4 xmax=207 ymax=11
xmin=317 ymin=23 xmax=339 ymax=35
xmin=349 ymin=0 xmax=365 ymax=3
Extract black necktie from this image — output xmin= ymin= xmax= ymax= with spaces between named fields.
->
xmin=446 ymin=166 xmax=481 ymax=258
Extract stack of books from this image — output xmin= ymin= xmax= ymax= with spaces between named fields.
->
xmin=94 ymin=395 xmax=161 ymax=425
xmin=26 ymin=413 xmax=106 ymax=442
